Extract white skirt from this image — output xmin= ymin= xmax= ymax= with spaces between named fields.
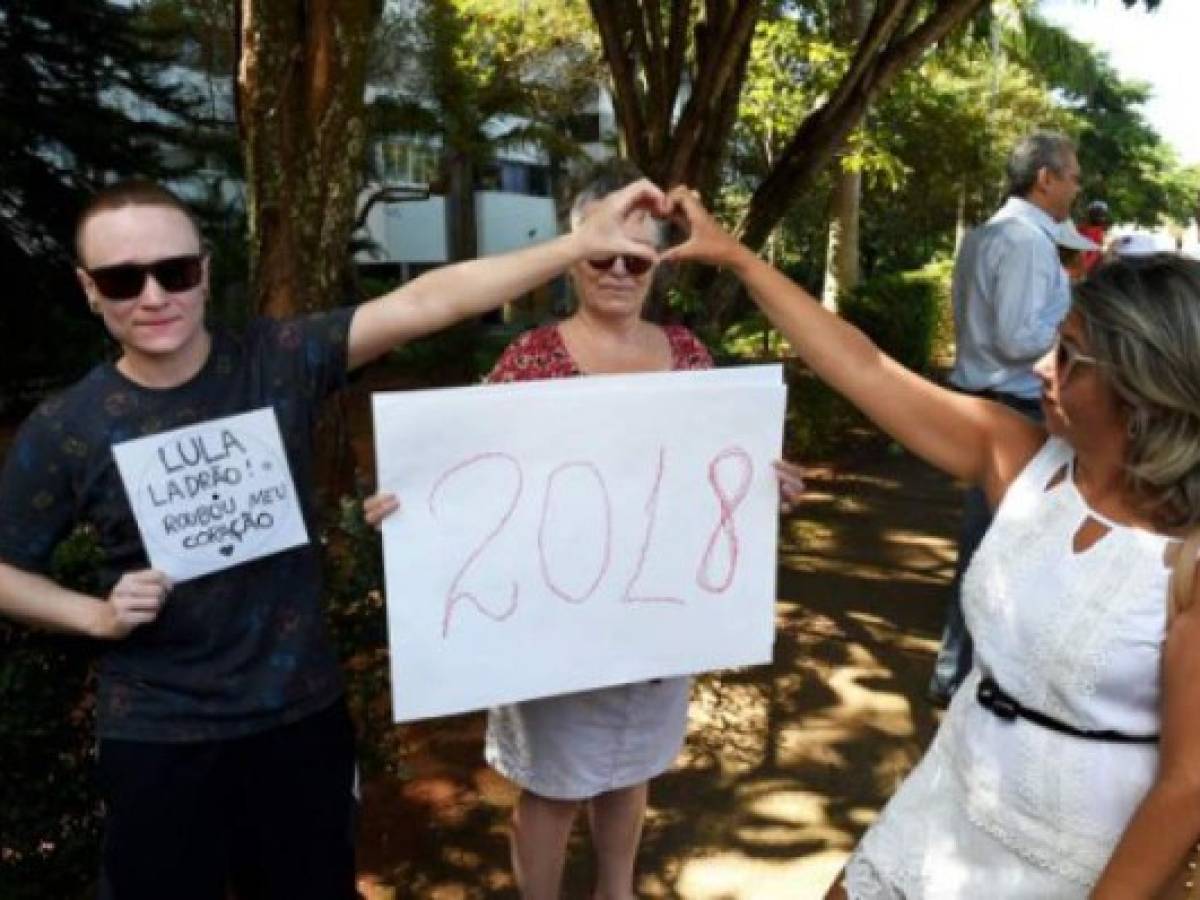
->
xmin=845 ymin=701 xmax=1101 ymax=898
xmin=485 ymin=676 xmax=690 ymax=800
xmin=844 ymin=756 xmax=1089 ymax=898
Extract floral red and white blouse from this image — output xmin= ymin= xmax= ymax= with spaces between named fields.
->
xmin=486 ymin=323 xmax=712 ymax=383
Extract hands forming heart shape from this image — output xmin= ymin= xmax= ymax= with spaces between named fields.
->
xmin=575 ymin=179 xmax=744 ymax=271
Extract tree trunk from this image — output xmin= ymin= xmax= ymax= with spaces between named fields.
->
xmin=691 ymin=25 xmax=756 ymax=201
xmin=588 ymin=0 xmax=761 ymax=192
xmin=445 ymin=150 xmax=478 ymax=263
xmin=820 ymin=0 xmax=869 ymax=313
xmin=821 ymin=167 xmax=862 ymax=312
xmin=955 ymin=178 xmax=970 ymax=253
xmin=236 ymin=0 xmax=379 ymax=317
xmin=236 ymin=0 xmax=381 ymax=503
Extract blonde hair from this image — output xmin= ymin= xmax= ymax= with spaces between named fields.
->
xmin=1075 ymin=254 xmax=1200 ymax=528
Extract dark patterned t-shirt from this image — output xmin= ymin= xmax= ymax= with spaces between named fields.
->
xmin=0 ymin=310 xmax=354 ymax=742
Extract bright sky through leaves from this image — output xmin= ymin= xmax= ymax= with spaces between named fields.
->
xmin=1040 ymin=0 xmax=1200 ymax=164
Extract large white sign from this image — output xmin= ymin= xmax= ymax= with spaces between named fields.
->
xmin=112 ymin=408 xmax=309 ymax=583
xmin=373 ymin=366 xmax=787 ymax=722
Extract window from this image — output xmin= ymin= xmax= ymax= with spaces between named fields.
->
xmin=490 ymin=161 xmax=552 ymax=197
xmin=499 ymin=162 xmax=531 ymax=195
xmin=376 ymin=139 xmax=439 ymax=186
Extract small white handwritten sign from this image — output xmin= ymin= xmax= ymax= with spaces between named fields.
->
xmin=112 ymin=407 xmax=308 ymax=582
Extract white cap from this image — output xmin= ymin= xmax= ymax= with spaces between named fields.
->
xmin=1054 ymin=220 xmax=1100 ymax=252
xmin=1111 ymin=232 xmax=1166 ymax=256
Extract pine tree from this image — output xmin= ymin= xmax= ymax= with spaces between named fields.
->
xmin=0 ymin=0 xmax=200 ymax=399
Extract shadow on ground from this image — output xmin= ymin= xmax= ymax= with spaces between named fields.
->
xmin=356 ymin=446 xmax=960 ymax=899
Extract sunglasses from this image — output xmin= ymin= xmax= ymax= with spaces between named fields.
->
xmin=86 ymin=254 xmax=205 ymax=301
xmin=586 ymin=254 xmax=654 ymax=276
xmin=1053 ymin=334 xmax=1099 ymax=383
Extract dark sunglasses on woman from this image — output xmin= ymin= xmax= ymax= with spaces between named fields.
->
xmin=86 ymin=253 xmax=205 ymax=301
xmin=586 ymin=254 xmax=654 ymax=276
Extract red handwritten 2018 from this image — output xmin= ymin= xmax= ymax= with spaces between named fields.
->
xmin=428 ymin=452 xmax=523 ymax=638
xmin=696 ymin=447 xmax=753 ymax=593
xmin=539 ymin=462 xmax=612 ymax=603
xmin=622 ymin=447 xmax=684 ymax=605
xmin=432 ymin=446 xmax=754 ymax=637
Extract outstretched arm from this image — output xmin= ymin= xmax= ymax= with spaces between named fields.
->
xmin=346 ymin=179 xmax=667 ymax=371
xmin=663 ymin=188 xmax=1044 ymax=502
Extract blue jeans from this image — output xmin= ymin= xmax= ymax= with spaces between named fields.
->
xmin=929 ymin=392 xmax=1043 ymax=703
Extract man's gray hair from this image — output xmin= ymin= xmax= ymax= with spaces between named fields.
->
xmin=1005 ymin=131 xmax=1076 ymax=199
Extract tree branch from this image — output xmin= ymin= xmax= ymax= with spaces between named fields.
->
xmin=820 ymin=0 xmax=913 ymax=122
xmin=666 ymin=0 xmax=760 ymax=186
xmin=691 ymin=24 xmax=754 ymax=200
xmin=642 ymin=0 xmax=667 ymax=121
xmin=665 ymin=0 xmax=688 ymax=103
xmin=588 ymin=0 xmax=652 ymax=164
xmin=876 ymin=0 xmax=985 ymax=88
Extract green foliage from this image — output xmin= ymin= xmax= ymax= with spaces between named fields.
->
xmin=723 ymin=2 xmax=1191 ymax=305
xmin=139 ymin=0 xmax=237 ymax=75
xmin=725 ymin=8 xmax=1074 ymax=284
xmin=840 ymin=265 xmax=950 ymax=375
xmin=857 ymin=32 xmax=1073 ymax=274
xmin=0 ymin=1 xmax=209 ymax=395
xmin=772 ymin=259 xmax=952 ymax=462
xmin=384 ymin=320 xmax=519 ymax=387
xmin=737 ymin=19 xmax=843 ymax=172
xmin=204 ymin=212 xmax=253 ymax=333
xmin=783 ymin=367 xmax=876 ymax=462
xmin=1010 ymin=11 xmax=1197 ymax=226
xmin=716 ymin=312 xmax=789 ymax=359
xmin=322 ymin=498 xmax=407 ymax=778
xmin=0 ymin=530 xmax=104 ymax=899
xmin=369 ymin=0 xmax=598 ymax=178
xmin=735 ymin=14 xmax=906 ymax=193
xmin=919 ymin=258 xmax=958 ymax=361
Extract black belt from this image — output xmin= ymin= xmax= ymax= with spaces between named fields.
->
xmin=976 ymin=675 xmax=1158 ymax=744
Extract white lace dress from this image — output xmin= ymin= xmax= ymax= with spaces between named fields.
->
xmin=845 ymin=437 xmax=1171 ymax=898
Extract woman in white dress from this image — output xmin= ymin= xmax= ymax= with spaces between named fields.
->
xmin=662 ymin=186 xmax=1200 ymax=898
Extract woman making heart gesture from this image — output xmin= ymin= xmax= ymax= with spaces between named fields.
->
xmin=663 ymin=187 xmax=1200 ymax=899
xmin=366 ymin=165 xmax=806 ymax=898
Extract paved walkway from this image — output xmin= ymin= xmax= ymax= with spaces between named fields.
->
xmin=356 ymin=446 xmax=960 ymax=899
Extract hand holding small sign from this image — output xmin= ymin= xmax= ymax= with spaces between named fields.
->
xmin=97 ymin=569 xmax=173 ymax=638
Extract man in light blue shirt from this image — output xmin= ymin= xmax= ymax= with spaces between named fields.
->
xmin=930 ymin=132 xmax=1081 ymax=703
